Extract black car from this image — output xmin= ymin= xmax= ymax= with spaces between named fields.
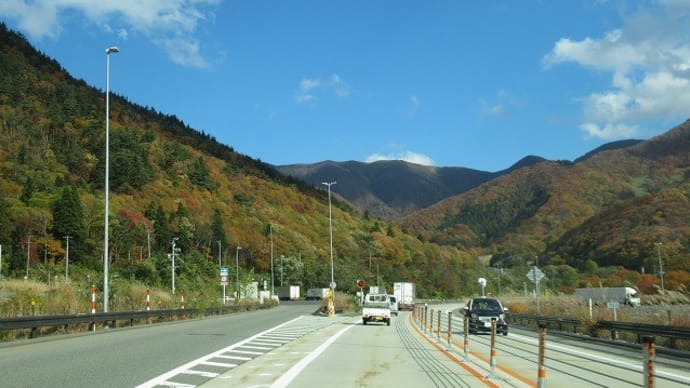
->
xmin=464 ymin=297 xmax=508 ymax=335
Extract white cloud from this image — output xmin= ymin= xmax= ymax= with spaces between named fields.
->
xmin=295 ymin=74 xmax=351 ymax=103
xmin=544 ymin=1 xmax=690 ymax=139
xmin=0 ymin=0 xmax=220 ymax=69
xmin=409 ymin=95 xmax=420 ymax=114
xmin=365 ymin=151 xmax=436 ymax=166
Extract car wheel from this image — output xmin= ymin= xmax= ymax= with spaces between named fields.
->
xmin=502 ymin=331 xmax=508 ymax=336
xmin=363 ymin=319 xmax=367 ymax=325
xmin=386 ymin=319 xmax=390 ymax=326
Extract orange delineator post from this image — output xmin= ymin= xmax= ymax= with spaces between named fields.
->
xmin=146 ymin=288 xmax=151 ymax=311
xmin=489 ymin=318 xmax=497 ymax=379
xmin=463 ymin=314 xmax=469 ymax=361
xmin=642 ymin=335 xmax=656 ymax=388
xmin=180 ymin=290 xmax=185 ymax=309
xmin=538 ymin=324 xmax=547 ymax=388
xmin=447 ymin=311 xmax=452 ymax=350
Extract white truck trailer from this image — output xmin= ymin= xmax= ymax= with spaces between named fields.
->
xmin=276 ymin=285 xmax=301 ymax=300
xmin=574 ymin=287 xmax=641 ymax=307
xmin=393 ymin=282 xmax=416 ymax=310
xmin=306 ymin=288 xmax=329 ymax=300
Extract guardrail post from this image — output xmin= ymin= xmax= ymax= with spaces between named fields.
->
xmin=538 ymin=324 xmax=547 ymax=388
xmin=488 ymin=317 xmax=497 ymax=379
xmin=424 ymin=304 xmax=428 ymax=334
xmin=437 ymin=309 xmax=441 ymax=343
xmin=463 ymin=314 xmax=469 ymax=361
xmin=642 ymin=335 xmax=655 ymax=388
xmin=430 ymin=308 xmax=434 ymax=335
xmin=447 ymin=311 xmax=452 ymax=350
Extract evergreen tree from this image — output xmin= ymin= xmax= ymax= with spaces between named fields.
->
xmin=51 ymin=186 xmax=86 ymax=261
xmin=153 ymin=204 xmax=170 ymax=253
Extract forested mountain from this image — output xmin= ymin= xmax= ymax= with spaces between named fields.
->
xmin=399 ymin=120 xmax=690 ymax=287
xmin=276 ymin=156 xmax=546 ymax=220
xmin=0 ymin=22 xmax=475 ymax=298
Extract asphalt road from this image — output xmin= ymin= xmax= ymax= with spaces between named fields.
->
xmin=0 ymin=303 xmax=317 ymax=388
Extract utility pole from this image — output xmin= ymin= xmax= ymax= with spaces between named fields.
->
xmin=170 ymin=237 xmax=179 ymax=295
xmin=655 ymin=242 xmax=665 ymax=291
xmin=236 ymin=246 xmax=242 ymax=300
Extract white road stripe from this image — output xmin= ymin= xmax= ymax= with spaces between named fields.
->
xmin=270 ymin=319 xmax=358 ymax=388
xmin=135 ymin=316 xmax=304 ymax=388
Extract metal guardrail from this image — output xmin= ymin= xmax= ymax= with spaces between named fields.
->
xmin=1 ymin=304 xmax=271 ymax=339
xmin=507 ymin=313 xmax=690 ymax=348
xmin=596 ymin=320 xmax=690 ymax=341
xmin=507 ymin=313 xmax=582 ymax=333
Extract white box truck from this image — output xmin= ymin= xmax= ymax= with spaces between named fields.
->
xmin=276 ymin=285 xmax=301 ymax=300
xmin=306 ymin=288 xmax=329 ymax=300
xmin=393 ymin=282 xmax=416 ymax=310
xmin=575 ymin=287 xmax=641 ymax=307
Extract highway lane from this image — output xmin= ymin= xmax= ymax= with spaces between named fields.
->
xmin=0 ymin=303 xmax=318 ymax=388
xmin=202 ymin=309 xmax=500 ymax=388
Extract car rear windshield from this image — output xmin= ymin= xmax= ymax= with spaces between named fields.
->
xmin=471 ymin=298 xmax=502 ymax=312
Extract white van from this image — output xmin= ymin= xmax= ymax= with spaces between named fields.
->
xmin=388 ymin=295 xmax=399 ymax=316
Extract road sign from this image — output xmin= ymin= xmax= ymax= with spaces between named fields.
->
xmin=526 ymin=266 xmax=545 ymax=283
xmin=329 ymin=281 xmax=337 ymax=289
xmin=220 ymin=267 xmax=229 ymax=286
xmin=357 ymin=279 xmax=365 ymax=288
xmin=607 ymin=302 xmax=619 ymax=309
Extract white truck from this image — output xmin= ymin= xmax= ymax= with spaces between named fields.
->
xmin=362 ymin=293 xmax=391 ymax=326
xmin=306 ymin=288 xmax=329 ymax=300
xmin=575 ymin=287 xmax=641 ymax=307
xmin=276 ymin=285 xmax=301 ymax=301
xmin=393 ymin=282 xmax=416 ymax=310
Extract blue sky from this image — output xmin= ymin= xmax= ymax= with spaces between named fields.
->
xmin=2 ymin=1 xmax=689 ymax=172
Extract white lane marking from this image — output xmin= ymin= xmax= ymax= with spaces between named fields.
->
xmin=270 ymin=319 xmax=358 ymax=388
xmin=239 ymin=345 xmax=274 ymax=350
xmin=215 ymin=355 xmax=252 ymax=361
xmin=180 ymin=369 xmax=219 ymax=378
xmin=200 ymin=361 xmax=237 ymax=368
xmin=158 ymin=381 xmax=194 ymax=387
xmin=135 ymin=316 xmax=304 ymax=388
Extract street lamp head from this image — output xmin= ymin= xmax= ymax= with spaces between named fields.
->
xmin=106 ymin=46 xmax=120 ymax=54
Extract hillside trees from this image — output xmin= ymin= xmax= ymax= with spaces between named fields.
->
xmin=51 ymin=186 xmax=86 ymax=263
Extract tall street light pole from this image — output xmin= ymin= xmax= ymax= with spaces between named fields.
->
xmin=655 ymin=242 xmax=664 ymax=291
xmin=322 ymin=181 xmax=337 ymax=294
xmin=270 ymin=225 xmax=274 ymax=295
xmin=103 ymin=46 xmax=119 ymax=312
xmin=236 ymin=246 xmax=242 ymax=300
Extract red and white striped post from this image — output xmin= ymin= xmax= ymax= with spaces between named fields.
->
xmin=146 ymin=288 xmax=151 ymax=311
xmin=91 ymin=284 xmax=97 ymax=314
xmin=180 ymin=290 xmax=185 ymax=309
